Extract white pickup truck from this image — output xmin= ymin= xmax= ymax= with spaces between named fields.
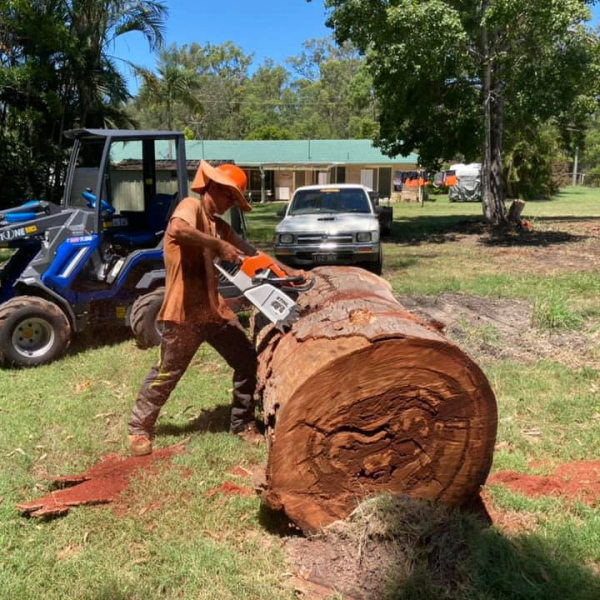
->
xmin=273 ymin=184 xmax=383 ymax=275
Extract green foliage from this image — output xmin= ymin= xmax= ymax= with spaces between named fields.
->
xmin=0 ymin=0 xmax=168 ymax=208
xmin=504 ymin=122 xmax=571 ymax=199
xmin=133 ymin=38 xmax=379 ymax=141
xmin=321 ymin=0 xmax=600 ymax=218
xmin=245 ymin=125 xmax=293 ymax=140
xmin=533 ymin=292 xmax=584 ymax=331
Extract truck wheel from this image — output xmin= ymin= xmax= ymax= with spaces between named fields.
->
xmin=362 ymin=249 xmax=383 ymax=276
xmin=131 ymin=288 xmax=164 ymax=349
xmin=0 ymin=296 xmax=71 ymax=367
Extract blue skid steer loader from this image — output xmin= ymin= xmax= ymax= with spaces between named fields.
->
xmin=0 ymin=129 xmax=204 ymax=367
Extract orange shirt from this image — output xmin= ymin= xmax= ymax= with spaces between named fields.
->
xmin=158 ymin=196 xmax=237 ymax=324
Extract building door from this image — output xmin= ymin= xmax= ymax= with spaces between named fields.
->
xmin=360 ymin=169 xmax=374 ymax=189
xmin=334 ymin=166 xmax=346 ymax=183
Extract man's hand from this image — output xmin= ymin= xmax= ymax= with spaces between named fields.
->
xmin=218 ymin=240 xmax=243 ymax=264
xmin=282 ymin=265 xmax=307 ymax=280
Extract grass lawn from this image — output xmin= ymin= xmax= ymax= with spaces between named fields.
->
xmin=2 ymin=187 xmax=600 ymax=598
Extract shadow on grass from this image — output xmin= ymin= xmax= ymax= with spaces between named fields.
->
xmin=155 ymin=403 xmax=231 ymax=437
xmin=258 ymin=504 xmax=304 ymax=538
xmin=385 ymin=215 xmax=587 ymax=249
xmin=386 ymin=216 xmax=487 ymax=245
xmin=286 ymin=496 xmax=600 ymax=600
xmin=392 ymin=525 xmax=600 ymax=600
xmin=534 ymin=215 xmax=600 ymax=223
xmin=67 ymin=326 xmax=132 ymax=357
xmin=482 ymin=229 xmax=586 ymax=247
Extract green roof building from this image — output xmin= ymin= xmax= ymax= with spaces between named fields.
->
xmin=109 ymin=138 xmax=419 ymax=202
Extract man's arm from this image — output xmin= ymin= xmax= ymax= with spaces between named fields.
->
xmin=223 ymin=225 xmax=305 ymax=279
xmin=224 ymin=227 xmax=258 ymax=257
xmin=168 ymin=217 xmax=241 ymax=263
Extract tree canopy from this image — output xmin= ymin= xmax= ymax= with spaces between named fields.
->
xmin=319 ymin=0 xmax=600 ymax=221
xmin=0 ymin=0 xmax=167 ymax=206
xmin=132 ymin=38 xmax=379 ymax=141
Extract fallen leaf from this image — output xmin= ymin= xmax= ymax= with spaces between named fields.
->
xmin=6 ymin=448 xmax=26 ymax=458
xmin=57 ymin=544 xmax=83 ymax=561
xmin=522 ymin=428 xmax=542 ymax=437
xmin=174 ymin=405 xmax=194 ymax=419
xmin=37 ymin=453 xmax=47 ymax=461
xmin=93 ymin=412 xmax=115 ymax=420
xmin=75 ymin=380 xmax=91 ymax=393
xmin=494 ymin=441 xmax=514 ymax=453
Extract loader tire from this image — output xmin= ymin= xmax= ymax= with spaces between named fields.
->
xmin=131 ymin=288 xmax=164 ymax=349
xmin=0 ymin=296 xmax=71 ymax=367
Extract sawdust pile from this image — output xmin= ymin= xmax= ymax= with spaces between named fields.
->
xmin=18 ymin=445 xmax=185 ymax=517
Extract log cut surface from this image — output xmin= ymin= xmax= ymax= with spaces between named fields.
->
xmin=254 ymin=267 xmax=497 ymax=533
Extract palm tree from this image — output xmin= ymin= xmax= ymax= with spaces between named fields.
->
xmin=65 ymin=0 xmax=168 ymax=127
xmin=135 ymin=48 xmax=203 ymax=130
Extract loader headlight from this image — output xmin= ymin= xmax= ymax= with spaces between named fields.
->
xmin=279 ymin=233 xmax=294 ymax=244
xmin=357 ymin=232 xmax=372 ymax=242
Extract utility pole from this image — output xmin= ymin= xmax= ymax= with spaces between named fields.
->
xmin=572 ymin=146 xmax=579 ymax=186
xmin=260 ymin=166 xmax=266 ymax=204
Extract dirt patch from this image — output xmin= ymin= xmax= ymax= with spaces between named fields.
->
xmin=398 ymin=292 xmax=596 ymax=366
xmin=488 ymin=461 xmax=600 ymax=506
xmin=479 ymin=490 xmax=537 ymax=536
xmin=285 ymin=495 xmax=481 ymax=600
xmin=17 ymin=444 xmax=185 ymax=518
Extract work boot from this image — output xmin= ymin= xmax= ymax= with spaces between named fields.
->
xmin=232 ymin=423 xmax=263 ymax=445
xmin=129 ymin=434 xmax=152 ymax=457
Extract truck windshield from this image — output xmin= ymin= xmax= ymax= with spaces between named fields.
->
xmin=289 ymin=188 xmax=371 ymax=215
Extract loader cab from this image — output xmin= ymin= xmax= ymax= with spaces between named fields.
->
xmin=63 ymin=129 xmax=189 ymax=248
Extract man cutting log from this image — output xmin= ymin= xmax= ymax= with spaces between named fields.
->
xmin=128 ymin=160 xmax=300 ymax=456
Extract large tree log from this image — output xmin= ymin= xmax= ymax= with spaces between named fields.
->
xmin=254 ymin=267 xmax=497 ymax=533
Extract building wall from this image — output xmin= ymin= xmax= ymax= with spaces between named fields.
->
xmin=74 ymin=161 xmax=417 ymax=211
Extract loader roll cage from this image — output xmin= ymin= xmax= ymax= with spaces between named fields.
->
xmin=63 ymin=129 xmax=189 ymax=235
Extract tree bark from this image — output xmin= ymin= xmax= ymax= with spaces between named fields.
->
xmin=481 ymin=3 xmax=506 ymax=225
xmin=254 ymin=267 xmax=497 ymax=533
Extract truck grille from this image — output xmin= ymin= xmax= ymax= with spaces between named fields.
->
xmin=296 ymin=251 xmax=354 ymax=261
xmin=296 ymin=234 xmax=354 ymax=245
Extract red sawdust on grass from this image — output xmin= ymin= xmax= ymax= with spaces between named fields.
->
xmin=226 ymin=465 xmax=252 ymax=478
xmin=206 ymin=480 xmax=253 ymax=497
xmin=17 ymin=445 xmax=185 ymax=518
xmin=488 ymin=461 xmax=600 ymax=505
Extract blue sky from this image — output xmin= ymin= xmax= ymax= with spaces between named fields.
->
xmin=114 ymin=0 xmax=330 ymax=91
xmin=115 ymin=0 xmax=600 ymax=93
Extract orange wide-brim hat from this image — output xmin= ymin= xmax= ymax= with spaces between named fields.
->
xmin=191 ymin=160 xmax=252 ymax=212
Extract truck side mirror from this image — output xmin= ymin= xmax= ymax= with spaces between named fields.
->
xmin=277 ymin=208 xmax=286 ymax=218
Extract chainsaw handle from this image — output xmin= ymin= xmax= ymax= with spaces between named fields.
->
xmin=281 ymin=277 xmax=315 ymax=293
xmin=251 ymin=275 xmax=304 ymax=285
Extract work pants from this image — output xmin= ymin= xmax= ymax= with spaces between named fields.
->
xmin=128 ymin=320 xmax=257 ymax=437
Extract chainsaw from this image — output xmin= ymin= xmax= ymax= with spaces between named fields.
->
xmin=215 ymin=252 xmax=313 ymax=331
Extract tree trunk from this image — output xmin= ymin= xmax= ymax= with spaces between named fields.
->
xmin=481 ymin=4 xmax=506 ymax=225
xmin=254 ymin=267 xmax=497 ymax=533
